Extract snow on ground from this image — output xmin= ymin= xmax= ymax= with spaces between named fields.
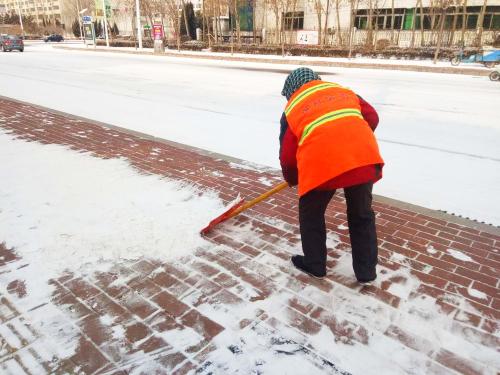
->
xmin=40 ymin=40 xmax=491 ymax=69
xmin=0 ymin=131 xmax=220 ymax=272
xmin=0 ymin=129 xmax=222 ymax=349
xmin=1 ymin=132 xmax=498 ymax=373
xmin=0 ymin=43 xmax=499 ymax=226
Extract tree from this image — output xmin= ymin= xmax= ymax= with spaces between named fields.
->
xmin=348 ymin=0 xmax=359 ymax=57
xmin=269 ymin=0 xmax=281 ymax=44
xmin=93 ymin=20 xmax=103 ymax=37
xmin=112 ymin=22 xmax=119 ymax=36
xmin=332 ymin=0 xmax=347 ymax=45
xmin=313 ymin=0 xmax=324 ymax=45
xmin=433 ymin=0 xmax=456 ymax=63
xmin=72 ymin=19 xmax=81 ymax=37
xmin=475 ymin=0 xmax=488 ymax=46
xmin=180 ymin=1 xmax=197 ymax=39
xmin=460 ymin=0 xmax=467 ymax=45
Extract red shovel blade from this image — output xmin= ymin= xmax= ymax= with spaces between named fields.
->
xmin=200 ymin=198 xmax=245 ymax=235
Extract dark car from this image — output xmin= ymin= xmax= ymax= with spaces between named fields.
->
xmin=44 ymin=34 xmax=64 ymax=42
xmin=0 ymin=35 xmax=24 ymax=52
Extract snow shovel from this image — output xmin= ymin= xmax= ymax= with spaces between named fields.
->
xmin=200 ymin=181 xmax=289 ymax=235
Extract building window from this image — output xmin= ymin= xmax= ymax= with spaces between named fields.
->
xmin=355 ymin=6 xmax=500 ymax=30
xmin=283 ymin=11 xmax=304 ymax=30
xmin=467 ymin=14 xmax=478 ymax=29
xmin=492 ymin=14 xmax=500 ymax=29
xmin=355 ymin=8 xmax=406 ymax=30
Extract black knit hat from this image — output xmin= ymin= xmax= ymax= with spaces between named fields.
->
xmin=281 ymin=67 xmax=321 ymax=100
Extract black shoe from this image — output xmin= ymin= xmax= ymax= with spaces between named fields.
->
xmin=357 ymin=277 xmax=376 ymax=285
xmin=291 ymin=255 xmax=326 ymax=279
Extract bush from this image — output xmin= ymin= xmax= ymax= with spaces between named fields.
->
xmin=493 ymin=33 xmax=500 ymax=48
xmin=210 ymin=44 xmax=351 ymax=57
xmin=375 ymin=39 xmax=391 ymax=50
xmin=166 ymin=40 xmax=207 ymax=51
xmin=72 ymin=19 xmax=81 ymax=38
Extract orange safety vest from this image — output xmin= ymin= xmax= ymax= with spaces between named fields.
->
xmin=284 ymin=80 xmax=384 ymax=196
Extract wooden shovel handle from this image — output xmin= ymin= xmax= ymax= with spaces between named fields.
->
xmin=228 ymin=181 xmax=289 ymax=219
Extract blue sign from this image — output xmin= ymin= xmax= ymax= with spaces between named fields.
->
xmin=82 ymin=15 xmax=92 ymax=23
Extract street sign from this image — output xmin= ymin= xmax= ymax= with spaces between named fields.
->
xmin=144 ymin=25 xmax=151 ymax=30
xmin=83 ymin=23 xmax=96 ymax=46
xmin=82 ymin=15 xmax=92 ymax=23
xmin=297 ymin=31 xmax=319 ymax=45
xmin=153 ymin=24 xmax=164 ymax=40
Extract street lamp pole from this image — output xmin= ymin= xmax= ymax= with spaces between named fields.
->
xmin=76 ymin=3 xmax=85 ymax=41
xmin=101 ymin=0 xmax=109 ymax=47
xmin=15 ymin=0 xmax=25 ymax=37
xmin=135 ymin=0 xmax=142 ymax=49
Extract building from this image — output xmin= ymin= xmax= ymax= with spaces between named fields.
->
xmin=0 ymin=0 xmax=71 ymax=27
xmin=254 ymin=0 xmax=500 ymax=47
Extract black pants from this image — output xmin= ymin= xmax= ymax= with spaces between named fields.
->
xmin=298 ymin=182 xmax=378 ymax=281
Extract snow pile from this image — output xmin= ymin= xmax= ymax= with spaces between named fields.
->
xmin=0 ymin=131 xmax=225 ymax=365
xmin=0 ymin=131 xmax=222 ymax=274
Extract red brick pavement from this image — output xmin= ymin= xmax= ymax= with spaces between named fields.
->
xmin=0 ymin=97 xmax=499 ymax=374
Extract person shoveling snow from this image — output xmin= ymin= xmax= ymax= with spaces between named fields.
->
xmin=279 ymin=67 xmax=384 ymax=283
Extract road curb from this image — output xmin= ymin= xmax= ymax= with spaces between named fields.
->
xmin=52 ymin=45 xmax=490 ymax=77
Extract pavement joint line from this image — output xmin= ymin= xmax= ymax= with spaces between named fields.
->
xmin=52 ymin=45 xmax=490 ymax=77
xmin=1 ymin=94 xmax=499 ymax=236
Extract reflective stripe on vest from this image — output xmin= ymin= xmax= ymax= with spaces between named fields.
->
xmin=299 ymin=108 xmax=363 ymax=145
xmin=285 ymin=82 xmax=341 ymax=116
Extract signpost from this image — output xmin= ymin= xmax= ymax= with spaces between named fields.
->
xmin=82 ymin=15 xmax=96 ymax=47
xmin=152 ymin=22 xmax=164 ymax=54
xmin=297 ymin=31 xmax=319 ymax=45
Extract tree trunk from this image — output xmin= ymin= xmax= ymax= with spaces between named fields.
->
xmin=275 ymin=6 xmax=280 ymax=44
xmin=315 ymin=0 xmax=322 ymax=45
xmin=449 ymin=11 xmax=457 ymax=45
xmin=177 ymin=8 xmax=181 ymax=50
xmin=202 ymin=0 xmax=206 ymax=43
xmin=180 ymin=0 xmax=191 ymax=39
xmin=460 ymin=0 xmax=467 ymax=46
xmin=252 ymin=0 xmax=256 ymax=43
xmin=430 ymin=4 xmax=438 ymax=44
xmin=390 ymin=0 xmax=395 ymax=43
xmin=410 ymin=2 xmax=417 ymax=48
xmin=288 ymin=0 xmax=298 ymax=44
xmin=419 ymin=0 xmax=424 ymax=46
xmin=348 ymin=0 xmax=357 ymax=57
xmin=335 ymin=0 xmax=342 ymax=46
xmin=367 ymin=0 xmax=373 ymax=48
xmin=281 ymin=5 xmax=285 ymax=55
xmin=233 ymin=0 xmax=241 ymax=44
xmin=323 ymin=0 xmax=330 ymax=45
xmin=433 ymin=6 xmax=446 ymax=63
xmin=216 ymin=0 xmax=221 ymax=44
xmin=475 ymin=0 xmax=487 ymax=46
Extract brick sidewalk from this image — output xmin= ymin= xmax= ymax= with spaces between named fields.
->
xmin=0 ymin=97 xmax=499 ymax=374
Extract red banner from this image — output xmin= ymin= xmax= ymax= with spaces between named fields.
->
xmin=153 ymin=24 xmax=164 ymax=40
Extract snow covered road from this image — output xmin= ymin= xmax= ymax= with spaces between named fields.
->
xmin=1 ymin=43 xmax=499 ymax=225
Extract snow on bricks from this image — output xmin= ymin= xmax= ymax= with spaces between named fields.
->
xmin=0 ymin=98 xmax=499 ymax=374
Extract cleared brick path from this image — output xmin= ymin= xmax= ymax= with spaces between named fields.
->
xmin=0 ymin=97 xmax=499 ymax=374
